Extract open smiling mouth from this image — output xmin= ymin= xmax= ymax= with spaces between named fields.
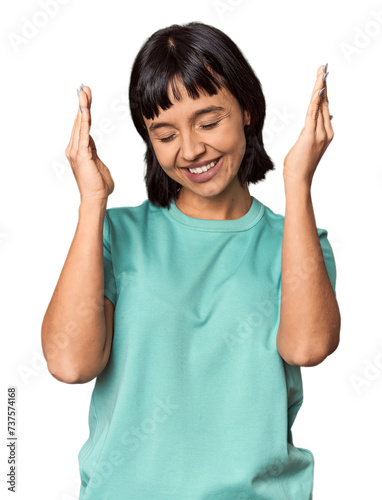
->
xmin=182 ymin=156 xmax=223 ymax=182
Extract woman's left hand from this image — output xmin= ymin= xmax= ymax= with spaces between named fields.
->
xmin=283 ymin=64 xmax=334 ymax=189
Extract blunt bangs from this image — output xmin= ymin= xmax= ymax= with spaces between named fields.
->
xmin=139 ymin=54 xmax=227 ymax=122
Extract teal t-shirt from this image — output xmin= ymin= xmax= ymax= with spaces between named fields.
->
xmin=78 ymin=195 xmax=337 ymax=500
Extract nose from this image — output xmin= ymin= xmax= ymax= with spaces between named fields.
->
xmin=179 ymin=129 xmax=206 ymax=162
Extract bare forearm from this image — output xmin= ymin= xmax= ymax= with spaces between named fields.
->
xmin=41 ymin=200 xmax=108 ymax=382
xmin=276 ymin=182 xmax=340 ymax=366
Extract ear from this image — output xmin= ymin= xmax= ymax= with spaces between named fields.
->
xmin=243 ymin=108 xmax=251 ymax=126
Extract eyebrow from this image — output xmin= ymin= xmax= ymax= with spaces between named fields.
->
xmin=148 ymin=105 xmax=225 ymax=132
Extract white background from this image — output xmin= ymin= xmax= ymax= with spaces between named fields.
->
xmin=1 ymin=0 xmax=381 ymax=498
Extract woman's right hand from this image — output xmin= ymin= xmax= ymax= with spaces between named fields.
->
xmin=65 ymin=85 xmax=114 ymax=204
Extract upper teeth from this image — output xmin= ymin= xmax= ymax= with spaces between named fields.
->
xmin=188 ymin=158 xmax=219 ymax=174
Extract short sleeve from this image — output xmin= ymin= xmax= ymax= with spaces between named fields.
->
xmin=318 ymin=227 xmax=337 ymax=298
xmin=103 ymin=211 xmax=117 ymax=307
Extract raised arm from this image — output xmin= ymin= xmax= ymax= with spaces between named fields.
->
xmin=41 ymin=84 xmax=115 ymax=383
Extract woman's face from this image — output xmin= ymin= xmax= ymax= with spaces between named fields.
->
xmin=142 ymin=77 xmax=251 ymax=202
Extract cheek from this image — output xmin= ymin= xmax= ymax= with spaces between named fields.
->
xmin=155 ymin=151 xmax=181 ymax=179
xmin=216 ymin=124 xmax=246 ymax=153
xmin=151 ymin=144 xmax=171 ymax=168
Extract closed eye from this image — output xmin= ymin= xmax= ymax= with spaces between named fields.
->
xmin=158 ymin=120 xmax=221 ymax=143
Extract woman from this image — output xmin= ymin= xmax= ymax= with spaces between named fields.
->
xmin=41 ymin=21 xmax=340 ymax=499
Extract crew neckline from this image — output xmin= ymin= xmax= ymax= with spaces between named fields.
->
xmin=160 ymin=195 xmax=264 ymax=232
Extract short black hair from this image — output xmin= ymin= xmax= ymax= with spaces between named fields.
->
xmin=128 ymin=21 xmax=275 ymax=209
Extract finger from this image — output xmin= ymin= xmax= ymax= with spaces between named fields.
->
xmin=78 ymin=94 xmax=92 ymax=156
xmin=73 ymin=85 xmax=89 ymax=153
xmin=319 ymin=78 xmax=334 ymax=139
xmin=316 ymin=108 xmax=329 ymax=165
xmin=81 ymin=85 xmax=92 ymax=129
xmin=316 ymin=98 xmax=326 ymax=143
xmin=304 ymin=65 xmax=327 ymax=134
xmin=67 ymin=102 xmax=82 ymax=155
xmin=67 ymin=84 xmax=92 ymax=158
xmin=72 ymin=97 xmax=83 ymax=155
xmin=316 ymin=77 xmax=326 ymax=137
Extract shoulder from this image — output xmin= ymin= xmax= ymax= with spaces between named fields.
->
xmin=106 ymin=198 xmax=149 ymax=217
xmin=104 ymin=199 xmax=165 ymax=242
xmin=258 ymin=200 xmax=329 ymax=238
xmin=105 ymin=199 xmax=162 ymax=224
xmin=258 ymin=200 xmax=285 ymax=238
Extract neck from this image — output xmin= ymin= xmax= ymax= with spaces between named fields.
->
xmin=175 ymin=182 xmax=252 ymax=221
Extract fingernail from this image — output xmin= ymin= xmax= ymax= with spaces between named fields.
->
xmin=77 ymin=83 xmax=84 ymax=112
xmin=319 ymin=87 xmax=326 ymax=96
xmin=324 ymin=63 xmax=328 ymax=73
xmin=323 ymin=71 xmax=329 ymax=82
